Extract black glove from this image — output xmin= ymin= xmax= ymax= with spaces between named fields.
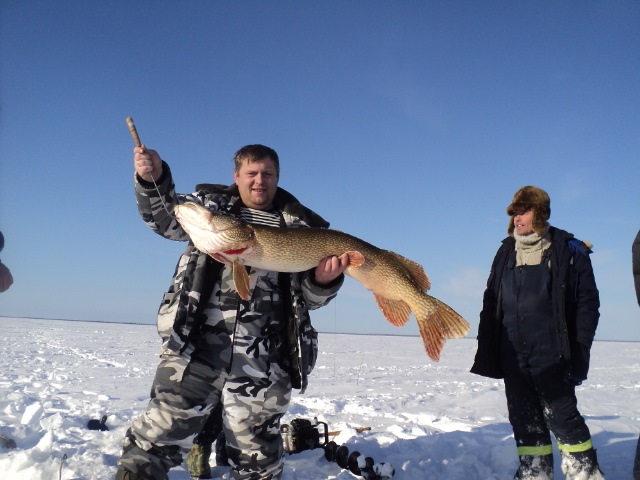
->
xmin=567 ymin=342 xmax=590 ymax=386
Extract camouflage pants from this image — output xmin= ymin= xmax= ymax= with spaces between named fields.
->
xmin=117 ymin=352 xmax=292 ymax=480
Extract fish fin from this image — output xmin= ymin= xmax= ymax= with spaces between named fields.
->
xmin=346 ymin=251 xmax=365 ymax=267
xmin=415 ymin=296 xmax=470 ymax=362
xmin=374 ymin=294 xmax=412 ymax=327
xmin=434 ymin=298 xmax=471 ymax=339
xmin=232 ymin=261 xmax=251 ymax=301
xmin=417 ymin=316 xmax=446 ymax=362
xmin=385 ymin=250 xmax=431 ymax=291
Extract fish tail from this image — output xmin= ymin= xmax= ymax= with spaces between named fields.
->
xmin=415 ymin=296 xmax=470 ymax=362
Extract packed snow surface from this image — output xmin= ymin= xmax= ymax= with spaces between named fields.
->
xmin=0 ymin=318 xmax=638 ymax=479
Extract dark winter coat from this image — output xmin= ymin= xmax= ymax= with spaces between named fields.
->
xmin=633 ymin=230 xmax=640 ymax=307
xmin=470 ymin=226 xmax=600 ymax=383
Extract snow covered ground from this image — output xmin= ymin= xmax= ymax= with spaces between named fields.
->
xmin=0 ymin=317 xmax=638 ymax=479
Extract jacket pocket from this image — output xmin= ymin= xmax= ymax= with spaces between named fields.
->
xmin=157 ymin=291 xmax=179 ymax=341
xmin=299 ymin=322 xmax=319 ymax=375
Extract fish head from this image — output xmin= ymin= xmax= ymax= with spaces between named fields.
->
xmin=174 ymin=202 xmax=242 ymax=232
xmin=174 ymin=202 xmax=255 ymax=255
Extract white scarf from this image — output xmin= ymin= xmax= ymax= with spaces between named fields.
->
xmin=514 ymin=231 xmax=551 ymax=266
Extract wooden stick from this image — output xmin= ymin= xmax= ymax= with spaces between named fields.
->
xmin=327 ymin=426 xmax=371 ymax=437
xmin=126 ymin=116 xmax=142 ymax=147
xmin=124 ymin=116 xmax=173 ymax=214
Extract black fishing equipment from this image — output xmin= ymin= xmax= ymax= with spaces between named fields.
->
xmin=281 ymin=417 xmax=329 ymax=454
xmin=280 ymin=417 xmax=394 ymax=479
xmin=87 ymin=414 xmax=109 ymax=431
xmin=59 ymin=453 xmax=67 ymax=480
xmin=324 ymin=440 xmax=395 ymax=480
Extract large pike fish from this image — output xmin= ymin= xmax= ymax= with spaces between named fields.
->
xmin=173 ymin=202 xmax=470 ymax=361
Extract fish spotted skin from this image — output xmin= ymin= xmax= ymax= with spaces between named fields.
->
xmin=174 ymin=202 xmax=470 ymax=361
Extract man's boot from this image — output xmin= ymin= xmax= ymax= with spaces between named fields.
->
xmin=560 ymin=448 xmax=605 ymax=479
xmin=186 ymin=443 xmax=213 ymax=479
xmin=514 ymin=454 xmax=554 ymax=479
xmin=115 ymin=467 xmax=140 ymax=480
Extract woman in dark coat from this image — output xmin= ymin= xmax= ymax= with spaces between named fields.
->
xmin=632 ymin=230 xmax=640 ymax=480
xmin=471 ymin=186 xmax=604 ymax=479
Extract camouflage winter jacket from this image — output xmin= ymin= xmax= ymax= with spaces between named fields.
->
xmin=134 ymin=162 xmax=343 ymax=392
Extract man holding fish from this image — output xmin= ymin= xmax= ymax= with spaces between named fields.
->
xmin=115 ymin=144 xmax=348 ymax=480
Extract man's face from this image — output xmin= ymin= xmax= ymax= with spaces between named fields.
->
xmin=234 ymin=157 xmax=279 ymax=210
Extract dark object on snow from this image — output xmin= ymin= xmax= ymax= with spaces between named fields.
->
xmin=324 ymin=440 xmax=394 ymax=480
xmin=87 ymin=415 xmax=109 ymax=431
xmin=281 ymin=417 xmax=329 ymax=454
xmin=59 ymin=453 xmax=68 ymax=480
xmin=0 ymin=432 xmax=17 ymax=449
xmin=115 ymin=467 xmax=140 ymax=480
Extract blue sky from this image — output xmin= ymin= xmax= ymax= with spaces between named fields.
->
xmin=1 ymin=1 xmax=638 ymax=342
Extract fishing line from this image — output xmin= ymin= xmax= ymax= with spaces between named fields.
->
xmin=329 ymin=294 xmax=338 ymax=398
xmin=356 ymin=348 xmax=366 ymax=387
xmin=126 ymin=116 xmax=175 ymax=217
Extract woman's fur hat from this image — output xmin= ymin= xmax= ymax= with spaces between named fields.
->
xmin=507 ymin=186 xmax=551 ymax=235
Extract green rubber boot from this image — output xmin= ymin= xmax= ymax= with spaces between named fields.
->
xmin=186 ymin=443 xmax=213 ymax=479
